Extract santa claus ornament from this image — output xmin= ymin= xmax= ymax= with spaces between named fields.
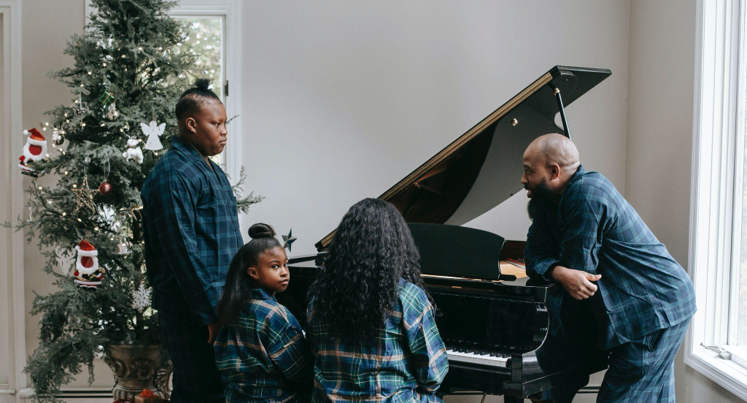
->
xmin=18 ymin=128 xmax=47 ymax=176
xmin=73 ymin=240 xmax=104 ymax=289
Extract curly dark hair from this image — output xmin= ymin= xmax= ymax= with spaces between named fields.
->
xmin=216 ymin=223 xmax=282 ymax=326
xmin=308 ymin=198 xmax=428 ymax=344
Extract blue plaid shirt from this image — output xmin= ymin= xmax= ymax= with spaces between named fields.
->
xmin=214 ymin=288 xmax=314 ymax=403
xmin=306 ymin=280 xmax=449 ymax=403
xmin=525 ymin=165 xmax=696 ymax=349
xmin=141 ymin=137 xmax=243 ymax=325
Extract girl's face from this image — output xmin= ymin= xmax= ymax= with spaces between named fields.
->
xmin=247 ymin=246 xmax=289 ymax=294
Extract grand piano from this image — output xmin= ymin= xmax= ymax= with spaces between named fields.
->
xmin=280 ymin=66 xmax=611 ymax=403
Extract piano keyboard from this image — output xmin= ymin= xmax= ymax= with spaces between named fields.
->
xmin=446 ymin=348 xmax=510 ymax=368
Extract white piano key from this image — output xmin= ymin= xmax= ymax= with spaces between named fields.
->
xmin=446 ymin=349 xmax=509 ymax=368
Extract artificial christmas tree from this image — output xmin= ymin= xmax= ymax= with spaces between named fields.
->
xmin=7 ymin=1 xmax=261 ymax=401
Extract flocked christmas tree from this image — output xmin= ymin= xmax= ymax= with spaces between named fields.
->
xmin=7 ymin=0 xmax=260 ymax=401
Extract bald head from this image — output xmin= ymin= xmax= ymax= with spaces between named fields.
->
xmin=521 ymin=133 xmax=581 ymax=201
xmin=527 ymin=133 xmax=580 ymax=173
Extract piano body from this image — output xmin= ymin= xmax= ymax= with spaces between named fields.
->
xmin=281 ymin=66 xmax=612 ymax=402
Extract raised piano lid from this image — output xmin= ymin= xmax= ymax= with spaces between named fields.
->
xmin=316 ymin=66 xmax=611 ymax=251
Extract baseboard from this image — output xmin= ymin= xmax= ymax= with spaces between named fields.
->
xmin=18 ymin=388 xmax=113 ymax=400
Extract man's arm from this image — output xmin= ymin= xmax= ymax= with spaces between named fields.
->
xmin=153 ymin=170 xmax=219 ymax=326
xmin=556 ymin=192 xmax=604 ymax=300
xmin=524 ymin=220 xmax=561 ymax=282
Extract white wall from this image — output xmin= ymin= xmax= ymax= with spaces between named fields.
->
xmin=239 ymin=0 xmax=631 ymax=254
xmin=626 ymin=0 xmax=744 ymax=402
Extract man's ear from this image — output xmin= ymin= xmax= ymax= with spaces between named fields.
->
xmin=185 ymin=117 xmax=198 ymax=134
xmin=549 ymin=163 xmax=561 ymax=180
xmin=247 ymin=266 xmax=259 ymax=280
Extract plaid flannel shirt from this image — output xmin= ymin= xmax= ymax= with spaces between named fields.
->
xmin=214 ymin=288 xmax=314 ymax=403
xmin=142 ymin=137 xmax=243 ymax=325
xmin=306 ymin=279 xmax=449 ymax=403
xmin=524 ymin=165 xmax=696 ymax=349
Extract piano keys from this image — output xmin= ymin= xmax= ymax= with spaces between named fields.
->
xmin=282 ymin=66 xmax=612 ymax=403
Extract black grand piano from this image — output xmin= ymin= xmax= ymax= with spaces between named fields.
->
xmin=280 ymin=66 xmax=611 ymax=403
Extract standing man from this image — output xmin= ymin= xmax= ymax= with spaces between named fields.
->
xmin=521 ymin=133 xmax=696 ymax=402
xmin=142 ymin=79 xmax=243 ymax=403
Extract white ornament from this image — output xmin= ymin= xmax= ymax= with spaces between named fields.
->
xmin=55 ymin=247 xmax=76 ymax=276
xmin=122 ymin=137 xmax=144 ymax=164
xmin=141 ymin=121 xmax=165 ymax=151
xmin=106 ymin=103 xmax=120 ymax=120
xmin=132 ymin=284 xmax=152 ymax=312
xmin=115 ymin=241 xmax=131 ymax=255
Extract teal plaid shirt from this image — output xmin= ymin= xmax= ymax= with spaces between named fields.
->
xmin=306 ymin=280 xmax=449 ymax=403
xmin=524 ymin=165 xmax=696 ymax=349
xmin=214 ymin=288 xmax=314 ymax=403
xmin=142 ymin=137 xmax=243 ymax=325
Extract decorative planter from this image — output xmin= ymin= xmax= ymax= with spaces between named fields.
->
xmin=104 ymin=345 xmax=172 ymax=401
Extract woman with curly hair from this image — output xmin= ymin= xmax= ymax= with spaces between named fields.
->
xmin=307 ymin=198 xmax=449 ymax=402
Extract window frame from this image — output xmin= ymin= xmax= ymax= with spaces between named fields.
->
xmin=688 ymin=0 xmax=747 ymax=399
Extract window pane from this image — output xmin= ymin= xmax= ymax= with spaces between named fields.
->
xmin=173 ymin=16 xmax=225 ymax=167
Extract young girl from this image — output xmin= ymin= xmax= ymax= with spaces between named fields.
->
xmin=307 ymin=198 xmax=449 ymax=402
xmin=214 ymin=223 xmax=313 ymax=403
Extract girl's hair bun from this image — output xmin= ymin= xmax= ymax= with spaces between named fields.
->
xmin=248 ymin=223 xmax=276 ymax=239
xmin=194 ymin=78 xmax=211 ymax=91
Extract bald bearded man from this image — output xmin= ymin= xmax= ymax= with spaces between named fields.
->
xmin=521 ymin=134 xmax=696 ymax=403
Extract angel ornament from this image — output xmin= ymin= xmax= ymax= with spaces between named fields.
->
xmin=141 ymin=121 xmax=166 ymax=151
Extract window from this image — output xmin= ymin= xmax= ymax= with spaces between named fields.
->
xmin=169 ymin=0 xmax=242 ymax=184
xmin=85 ymin=0 xmax=243 ymax=182
xmin=173 ymin=15 xmax=226 ymax=167
xmin=688 ymin=0 xmax=747 ymax=399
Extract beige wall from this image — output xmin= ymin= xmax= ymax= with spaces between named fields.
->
xmin=21 ymin=0 xmax=114 ymax=390
xmin=626 ymin=0 xmax=743 ymax=402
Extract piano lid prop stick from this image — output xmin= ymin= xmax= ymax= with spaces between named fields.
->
xmin=553 ymin=87 xmax=571 ymax=140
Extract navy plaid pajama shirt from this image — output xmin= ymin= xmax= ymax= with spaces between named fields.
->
xmin=524 ymin=165 xmax=696 ymax=402
xmin=142 ymin=137 xmax=244 ymax=403
xmin=306 ymin=279 xmax=449 ymax=403
xmin=214 ymin=288 xmax=314 ymax=403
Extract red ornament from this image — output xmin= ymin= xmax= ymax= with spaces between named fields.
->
xmin=99 ymin=181 xmax=112 ymax=195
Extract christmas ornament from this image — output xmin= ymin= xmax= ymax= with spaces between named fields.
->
xmin=122 ymin=137 xmax=144 ymax=164
xmin=18 ymin=128 xmax=47 ymax=176
xmin=55 ymin=246 xmax=76 ymax=276
xmin=73 ymin=240 xmax=104 ymax=289
xmin=99 ymin=181 xmax=112 ymax=195
xmin=132 ymin=283 xmax=152 ymax=313
xmin=72 ymin=175 xmax=98 ymax=214
xmin=98 ymin=91 xmax=115 ymax=108
xmin=52 ymin=128 xmax=65 ymax=146
xmin=141 ymin=121 xmax=165 ymax=151
xmin=106 ymin=102 xmax=120 ymax=120
xmin=115 ymin=238 xmax=131 ymax=255
xmin=283 ymin=229 xmax=297 ymax=252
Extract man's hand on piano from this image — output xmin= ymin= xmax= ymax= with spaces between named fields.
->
xmin=551 ymin=265 xmax=602 ymax=300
